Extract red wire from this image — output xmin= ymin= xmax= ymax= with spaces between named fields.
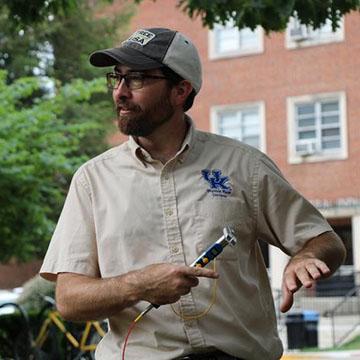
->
xmin=121 ymin=320 xmax=137 ymax=360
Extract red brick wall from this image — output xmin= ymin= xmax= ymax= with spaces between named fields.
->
xmin=0 ymin=261 xmax=42 ymax=289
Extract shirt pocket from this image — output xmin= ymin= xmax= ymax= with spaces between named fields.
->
xmin=193 ymin=198 xmax=245 ymax=261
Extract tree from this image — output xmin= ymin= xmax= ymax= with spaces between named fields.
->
xmin=0 ymin=1 xmax=134 ymax=263
xmin=0 ymin=0 xmax=110 ymax=28
xmin=0 ymin=1 xmax=133 ymax=83
xmin=136 ymin=0 xmax=360 ymax=32
xmin=0 ymin=0 xmax=132 ymax=157
xmin=0 ymin=71 xmax=111 ymax=262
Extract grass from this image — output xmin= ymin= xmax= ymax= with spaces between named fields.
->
xmin=337 ymin=335 xmax=360 ymax=350
xmin=301 ymin=335 xmax=360 ymax=352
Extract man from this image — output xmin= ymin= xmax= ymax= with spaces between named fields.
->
xmin=40 ymin=28 xmax=346 ymax=360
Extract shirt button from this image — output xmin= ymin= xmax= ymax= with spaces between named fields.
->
xmin=196 ymin=243 xmax=204 ymax=253
xmin=164 ymin=208 xmax=173 ymax=216
xmin=171 ymin=246 xmax=179 ymax=254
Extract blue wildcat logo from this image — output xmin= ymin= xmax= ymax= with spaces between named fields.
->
xmin=201 ymin=169 xmax=232 ymax=197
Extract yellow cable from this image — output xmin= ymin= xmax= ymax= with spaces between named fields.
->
xmin=170 ymin=259 xmax=218 ymax=321
xmin=134 ymin=312 xmax=144 ymax=323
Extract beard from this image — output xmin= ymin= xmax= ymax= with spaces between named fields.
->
xmin=116 ymin=88 xmax=175 ymax=137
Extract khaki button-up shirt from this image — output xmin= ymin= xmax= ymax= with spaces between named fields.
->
xmin=40 ymin=117 xmax=332 ymax=360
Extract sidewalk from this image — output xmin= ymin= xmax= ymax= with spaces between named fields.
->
xmin=282 ymin=350 xmax=360 ymax=359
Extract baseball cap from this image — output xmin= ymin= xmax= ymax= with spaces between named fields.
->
xmin=89 ymin=28 xmax=202 ymax=93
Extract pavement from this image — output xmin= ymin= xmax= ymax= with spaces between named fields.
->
xmin=281 ymin=350 xmax=360 ymax=359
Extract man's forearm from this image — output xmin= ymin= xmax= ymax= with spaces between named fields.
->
xmin=55 ymin=263 xmax=219 ymax=321
xmin=56 ymin=272 xmax=142 ymax=321
xmin=291 ymin=231 xmax=346 ymax=273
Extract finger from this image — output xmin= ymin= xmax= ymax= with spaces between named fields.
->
xmin=167 ymin=294 xmax=181 ymax=304
xmin=280 ymin=283 xmax=294 ymax=313
xmin=178 ymin=286 xmax=192 ymax=296
xmin=186 ymin=276 xmax=199 ymax=287
xmin=185 ymin=266 xmax=219 ymax=279
xmin=313 ymin=259 xmax=331 ymax=276
xmin=295 ymin=267 xmax=314 ymax=288
xmin=306 ymin=263 xmax=322 ymax=280
xmin=284 ymin=270 xmax=301 ymax=293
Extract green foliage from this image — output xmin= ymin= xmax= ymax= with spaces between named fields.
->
xmin=46 ymin=1 xmax=133 ymax=84
xmin=0 ymin=70 xmax=111 ymax=262
xmin=0 ymin=0 xmax=114 ymax=28
xmin=16 ymin=275 xmax=55 ymax=313
xmin=0 ymin=1 xmax=133 ymax=83
xmin=0 ymin=9 xmax=41 ymax=81
xmin=0 ymin=1 xmax=133 ymax=263
xmin=136 ymin=0 xmax=360 ymax=32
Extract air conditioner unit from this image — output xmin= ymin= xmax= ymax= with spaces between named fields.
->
xmin=289 ymin=24 xmax=311 ymax=41
xmin=296 ymin=141 xmax=317 ymax=156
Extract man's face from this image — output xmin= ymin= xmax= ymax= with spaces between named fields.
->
xmin=112 ymin=65 xmax=175 ymax=137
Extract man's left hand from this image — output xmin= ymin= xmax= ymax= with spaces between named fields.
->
xmin=280 ymin=255 xmax=330 ymax=313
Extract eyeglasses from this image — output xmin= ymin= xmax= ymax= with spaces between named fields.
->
xmin=106 ymin=72 xmax=167 ymax=90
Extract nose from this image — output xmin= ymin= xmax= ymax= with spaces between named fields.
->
xmin=113 ymin=78 xmax=131 ymax=102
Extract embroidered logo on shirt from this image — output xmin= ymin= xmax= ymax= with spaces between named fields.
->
xmin=201 ymin=169 xmax=232 ymax=197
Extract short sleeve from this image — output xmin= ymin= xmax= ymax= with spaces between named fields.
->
xmin=40 ymin=168 xmax=99 ymax=281
xmin=254 ymin=154 xmax=333 ymax=256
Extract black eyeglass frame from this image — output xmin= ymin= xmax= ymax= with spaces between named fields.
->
xmin=106 ymin=72 xmax=167 ymax=90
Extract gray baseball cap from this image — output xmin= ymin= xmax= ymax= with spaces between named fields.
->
xmin=89 ymin=28 xmax=202 ymax=93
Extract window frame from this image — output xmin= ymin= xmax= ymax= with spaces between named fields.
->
xmin=287 ymin=91 xmax=348 ymax=164
xmin=285 ymin=16 xmax=345 ymax=49
xmin=211 ymin=101 xmax=266 ymax=152
xmin=208 ymin=22 xmax=264 ymax=60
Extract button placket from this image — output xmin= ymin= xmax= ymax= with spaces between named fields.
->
xmin=160 ymin=166 xmax=183 ymax=262
xmin=160 ymin=164 xmax=206 ymax=348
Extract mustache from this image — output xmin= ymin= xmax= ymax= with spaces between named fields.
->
xmin=116 ymin=101 xmax=140 ymax=112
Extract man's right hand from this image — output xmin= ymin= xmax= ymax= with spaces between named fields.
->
xmin=56 ymin=263 xmax=218 ymax=321
xmin=129 ymin=263 xmax=219 ymax=305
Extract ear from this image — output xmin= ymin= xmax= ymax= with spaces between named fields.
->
xmin=172 ymin=80 xmax=193 ymax=108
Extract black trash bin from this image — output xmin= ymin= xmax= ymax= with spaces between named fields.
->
xmin=286 ymin=312 xmax=306 ymax=349
xmin=303 ymin=310 xmax=319 ymax=348
xmin=286 ymin=310 xmax=319 ymax=349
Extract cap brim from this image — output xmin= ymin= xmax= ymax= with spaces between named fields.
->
xmin=89 ymin=46 xmax=163 ymax=70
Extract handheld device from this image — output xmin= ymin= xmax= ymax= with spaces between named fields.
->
xmin=190 ymin=225 xmax=237 ymax=267
xmin=136 ymin=226 xmax=237 ymax=319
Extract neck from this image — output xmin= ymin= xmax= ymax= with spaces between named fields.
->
xmin=136 ymin=113 xmax=188 ymax=164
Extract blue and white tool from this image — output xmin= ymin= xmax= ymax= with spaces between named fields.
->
xmin=137 ymin=226 xmax=237 ymax=319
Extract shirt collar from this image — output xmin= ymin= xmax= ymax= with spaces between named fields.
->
xmin=127 ymin=115 xmax=195 ymax=167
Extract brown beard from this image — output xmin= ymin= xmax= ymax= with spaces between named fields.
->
xmin=116 ymin=88 xmax=175 ymax=137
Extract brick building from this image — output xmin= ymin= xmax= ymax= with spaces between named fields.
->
xmin=5 ymin=1 xmax=357 ymax=291
xmin=107 ymin=0 xmax=360 ymax=291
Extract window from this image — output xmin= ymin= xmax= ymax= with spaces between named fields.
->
xmin=287 ymin=92 xmax=347 ymax=163
xmin=209 ymin=21 xmax=263 ymax=59
xmin=286 ymin=16 xmax=344 ymax=49
xmin=211 ymin=102 xmax=265 ymax=151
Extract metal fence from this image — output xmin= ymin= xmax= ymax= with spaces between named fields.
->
xmin=273 ymin=270 xmax=360 ymax=349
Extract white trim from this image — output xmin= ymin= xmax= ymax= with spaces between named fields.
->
xmin=287 ymin=91 xmax=348 ymax=164
xmin=351 ymin=216 xmax=360 ymax=276
xmin=208 ymin=24 xmax=264 ymax=60
xmin=318 ymin=207 xmax=360 ymax=219
xmin=285 ymin=17 xmax=345 ymax=49
xmin=210 ymin=101 xmax=266 ymax=153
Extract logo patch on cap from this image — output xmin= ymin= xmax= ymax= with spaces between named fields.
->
xmin=126 ymin=30 xmax=155 ymax=46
